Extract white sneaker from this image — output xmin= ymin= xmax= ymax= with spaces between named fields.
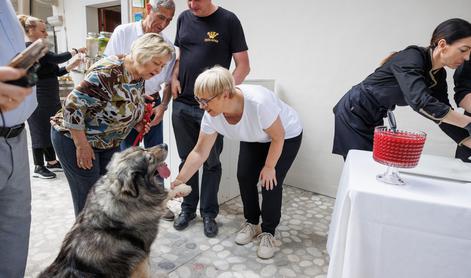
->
xmin=257 ymin=232 xmax=276 ymax=259
xmin=235 ymin=222 xmax=261 ymax=245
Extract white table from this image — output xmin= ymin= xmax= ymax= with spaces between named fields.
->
xmin=327 ymin=150 xmax=471 ymax=278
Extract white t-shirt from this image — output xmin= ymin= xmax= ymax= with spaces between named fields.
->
xmin=104 ymin=21 xmax=176 ymax=96
xmin=200 ymin=84 xmax=303 ymax=142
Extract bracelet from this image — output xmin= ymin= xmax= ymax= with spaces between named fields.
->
xmin=72 ymin=48 xmax=78 ymax=55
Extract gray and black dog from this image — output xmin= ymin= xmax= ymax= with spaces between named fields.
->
xmin=39 ymin=144 xmax=191 ymax=278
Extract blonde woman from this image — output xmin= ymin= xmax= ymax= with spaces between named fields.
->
xmin=51 ymin=33 xmax=174 ymax=216
xmin=171 ymin=66 xmax=303 ymax=259
xmin=18 ymin=15 xmax=85 ymax=179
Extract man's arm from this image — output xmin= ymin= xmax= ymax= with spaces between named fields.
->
xmin=150 ymin=84 xmax=172 ymax=126
xmin=170 ymin=54 xmax=181 ymax=99
xmin=232 ymin=50 xmax=250 ymax=85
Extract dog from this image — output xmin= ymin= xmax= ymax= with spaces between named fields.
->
xmin=39 ymin=144 xmax=191 ymax=278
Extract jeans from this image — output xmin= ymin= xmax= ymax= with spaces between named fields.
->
xmin=172 ymin=101 xmax=223 ymax=218
xmin=51 ymin=128 xmax=119 ymax=216
xmin=120 ymin=97 xmax=163 ymax=150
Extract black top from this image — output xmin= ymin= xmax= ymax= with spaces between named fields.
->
xmin=454 ymin=60 xmax=471 ymax=106
xmin=26 ymin=41 xmax=72 ymax=79
xmin=359 ymin=45 xmax=450 ymax=122
xmin=174 ymin=7 xmax=248 ymax=106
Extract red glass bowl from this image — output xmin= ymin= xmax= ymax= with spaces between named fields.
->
xmin=373 ymin=126 xmax=426 ymax=169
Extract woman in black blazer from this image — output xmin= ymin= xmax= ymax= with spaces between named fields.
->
xmin=18 ymin=15 xmax=85 ymax=178
xmin=333 ymin=18 xmax=471 ymax=159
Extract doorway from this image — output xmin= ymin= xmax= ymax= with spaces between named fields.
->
xmin=98 ymin=5 xmax=121 ymax=32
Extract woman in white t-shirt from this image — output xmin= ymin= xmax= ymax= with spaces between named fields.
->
xmin=171 ymin=66 xmax=303 ymax=259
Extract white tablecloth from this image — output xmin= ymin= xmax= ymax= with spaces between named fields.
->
xmin=327 ymin=150 xmax=471 ymax=278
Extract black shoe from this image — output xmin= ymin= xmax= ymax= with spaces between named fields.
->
xmin=203 ymin=216 xmax=218 ymax=238
xmin=46 ymin=161 xmax=63 ymax=172
xmin=33 ymin=165 xmax=56 ymax=179
xmin=173 ymin=212 xmax=196 ymax=231
xmin=161 ymin=208 xmax=175 ymax=221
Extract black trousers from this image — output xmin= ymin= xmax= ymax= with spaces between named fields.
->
xmin=237 ymin=133 xmax=302 ymax=235
xmin=32 ymin=147 xmax=56 ymax=166
xmin=172 ymin=101 xmax=223 ymax=218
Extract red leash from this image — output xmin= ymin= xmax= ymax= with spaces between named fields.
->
xmin=132 ymin=102 xmax=153 ymax=146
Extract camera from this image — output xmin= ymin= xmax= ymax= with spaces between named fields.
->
xmin=5 ymin=39 xmax=48 ymax=88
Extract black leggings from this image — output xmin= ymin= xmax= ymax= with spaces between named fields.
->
xmin=32 ymin=147 xmax=56 ymax=166
xmin=237 ymin=133 xmax=302 ymax=235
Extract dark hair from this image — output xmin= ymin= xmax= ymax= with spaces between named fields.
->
xmin=381 ymin=18 xmax=471 ymax=65
xmin=430 ymin=18 xmax=471 ymax=49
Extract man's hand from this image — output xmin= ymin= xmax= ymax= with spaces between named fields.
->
xmin=171 ymin=79 xmax=181 ymax=100
xmin=0 ymin=67 xmax=33 ymax=111
xmin=150 ymin=104 xmax=166 ymax=126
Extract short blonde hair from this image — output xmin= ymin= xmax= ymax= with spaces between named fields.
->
xmin=130 ymin=33 xmax=175 ymax=65
xmin=194 ymin=66 xmax=235 ymax=98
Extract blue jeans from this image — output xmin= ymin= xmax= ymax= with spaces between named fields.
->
xmin=120 ymin=97 xmax=163 ymax=150
xmin=172 ymin=101 xmax=223 ymax=218
xmin=51 ymin=128 xmax=119 ymax=216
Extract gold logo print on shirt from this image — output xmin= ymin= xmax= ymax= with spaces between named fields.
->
xmin=204 ymin=31 xmax=219 ymax=43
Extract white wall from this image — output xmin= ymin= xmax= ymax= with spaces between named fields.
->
xmin=60 ymin=0 xmax=126 ymax=50
xmin=61 ymin=0 xmax=471 ymax=197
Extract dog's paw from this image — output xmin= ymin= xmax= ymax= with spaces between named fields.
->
xmin=168 ymin=184 xmax=192 ymax=199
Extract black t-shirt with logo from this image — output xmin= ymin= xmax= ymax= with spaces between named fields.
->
xmin=174 ymin=7 xmax=248 ymax=106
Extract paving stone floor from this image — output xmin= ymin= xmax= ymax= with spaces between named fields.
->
xmin=25 ymin=166 xmax=334 ymax=278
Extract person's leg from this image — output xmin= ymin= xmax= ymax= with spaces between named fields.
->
xmin=32 ymin=148 xmax=56 ymax=178
xmin=51 ymin=128 xmax=101 ymax=216
xmin=234 ymin=141 xmax=266 ymax=245
xmin=144 ymin=97 xmax=164 ymax=148
xmin=199 ymin=133 xmax=223 ymax=237
xmin=120 ymin=129 xmax=139 ymax=151
xmin=172 ymin=102 xmax=202 ymax=214
xmin=97 ymin=147 xmax=120 ymax=176
xmin=32 ymin=148 xmax=44 ymax=166
xmin=143 ymin=123 xmax=163 ymax=148
xmin=200 ymin=134 xmax=223 ymax=219
xmin=43 ymin=146 xmax=57 ymax=163
xmin=260 ymin=134 xmax=302 ymax=235
xmin=0 ymin=131 xmax=31 ymax=278
xmin=44 ymin=147 xmax=63 ymax=172
xmin=237 ymin=141 xmax=266 ymax=225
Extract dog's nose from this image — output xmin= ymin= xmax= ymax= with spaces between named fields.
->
xmin=159 ymin=143 xmax=168 ymax=151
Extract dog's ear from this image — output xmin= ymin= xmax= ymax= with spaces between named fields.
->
xmin=118 ymin=172 xmax=139 ymax=198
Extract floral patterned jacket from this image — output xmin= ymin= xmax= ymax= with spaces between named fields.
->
xmin=51 ymin=57 xmax=145 ymax=149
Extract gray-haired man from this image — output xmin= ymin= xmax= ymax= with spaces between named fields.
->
xmin=104 ymin=0 xmax=176 ymax=220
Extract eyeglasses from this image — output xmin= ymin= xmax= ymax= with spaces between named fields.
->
xmin=194 ymin=95 xmax=218 ymax=106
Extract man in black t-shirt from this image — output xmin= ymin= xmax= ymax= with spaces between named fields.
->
xmin=454 ymin=60 xmax=471 ymax=162
xmin=171 ymin=0 xmax=250 ymax=238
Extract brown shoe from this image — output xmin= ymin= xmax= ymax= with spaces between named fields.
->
xmin=161 ymin=208 xmax=175 ymax=221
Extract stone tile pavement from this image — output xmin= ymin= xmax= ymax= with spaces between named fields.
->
xmin=25 ymin=159 xmax=334 ymax=278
